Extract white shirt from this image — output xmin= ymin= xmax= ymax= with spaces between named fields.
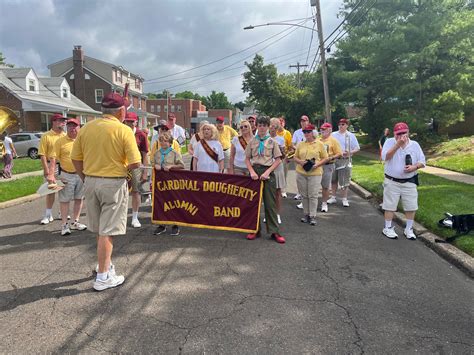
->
xmin=193 ymin=140 xmax=224 ymax=173
xmin=150 ymin=132 xmax=159 ymax=149
xmin=382 ymin=138 xmax=426 ymax=179
xmin=292 ymin=128 xmax=305 ymax=145
xmin=3 ymin=136 xmax=13 ymax=155
xmin=170 ymin=124 xmax=186 ymax=145
xmin=332 ymin=130 xmax=360 ymax=153
xmin=231 ymin=136 xmax=247 ymax=168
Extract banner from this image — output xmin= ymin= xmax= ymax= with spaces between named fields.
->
xmin=152 ymin=170 xmax=263 ymax=233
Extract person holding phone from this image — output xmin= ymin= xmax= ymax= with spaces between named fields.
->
xmin=381 ymin=122 xmax=426 ymax=240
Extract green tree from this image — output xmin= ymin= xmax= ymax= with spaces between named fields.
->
xmin=203 ymin=91 xmax=233 ymax=109
xmin=0 ymin=52 xmax=14 ymax=68
xmin=234 ymin=101 xmax=245 ymax=111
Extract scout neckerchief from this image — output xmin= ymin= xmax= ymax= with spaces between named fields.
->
xmin=256 ymin=134 xmax=270 ymax=156
xmin=201 ymin=139 xmax=219 ymax=163
xmin=160 ymin=147 xmax=173 ymax=167
xmin=238 ymin=135 xmax=248 ymax=150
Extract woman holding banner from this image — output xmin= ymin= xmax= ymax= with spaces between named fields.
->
xmin=192 ymin=123 xmax=224 ymax=173
xmin=293 ymin=124 xmax=329 ymax=226
xmin=228 ymin=119 xmax=252 ymax=176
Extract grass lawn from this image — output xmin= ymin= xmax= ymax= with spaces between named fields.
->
xmin=352 ymin=155 xmax=474 ymax=257
xmin=426 ymin=136 xmax=474 ymax=175
xmin=10 ymin=157 xmax=42 ymax=175
xmin=0 ymin=175 xmax=43 ymax=203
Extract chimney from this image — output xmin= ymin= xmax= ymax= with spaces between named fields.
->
xmin=72 ymin=45 xmax=86 ymax=101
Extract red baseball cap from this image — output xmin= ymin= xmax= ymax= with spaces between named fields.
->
xmin=66 ymin=118 xmax=80 ymax=126
xmin=338 ymin=118 xmax=349 ymax=125
xmin=304 ymin=124 xmax=316 ymax=131
xmin=124 ymin=112 xmax=138 ymax=121
xmin=320 ymin=122 xmax=332 ymax=130
xmin=300 ymin=115 xmax=309 ymax=122
xmin=248 ymin=115 xmax=256 ymax=120
xmin=51 ymin=113 xmax=67 ymax=121
xmin=101 ymin=93 xmax=125 ymax=108
xmin=393 ymin=122 xmax=409 ymax=135
xmin=216 ymin=116 xmax=225 ymax=123
xmin=168 ymin=113 xmax=176 ymax=119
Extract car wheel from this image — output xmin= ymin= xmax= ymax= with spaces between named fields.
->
xmin=28 ymin=148 xmax=39 ymax=159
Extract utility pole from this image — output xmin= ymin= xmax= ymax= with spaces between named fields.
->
xmin=289 ymin=62 xmax=308 ymax=89
xmin=312 ymin=0 xmax=331 ymax=123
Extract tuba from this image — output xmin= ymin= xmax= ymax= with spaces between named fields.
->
xmin=0 ymin=106 xmax=18 ymax=134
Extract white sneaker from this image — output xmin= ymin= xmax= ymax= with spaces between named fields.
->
xmin=383 ymin=227 xmax=398 ymax=239
xmin=342 ymin=199 xmax=350 ymax=207
xmin=263 ymin=217 xmax=266 ymax=223
xmin=95 ymin=264 xmax=116 ymax=276
xmin=321 ymin=203 xmax=328 ymax=212
xmin=293 ymin=194 xmax=302 ymax=200
xmin=404 ymin=228 xmax=417 ymax=240
xmin=327 ymin=196 xmax=337 ymax=204
xmin=93 ymin=273 xmax=125 ymax=291
xmin=70 ymin=221 xmax=87 ymax=230
xmin=131 ymin=219 xmax=141 ymax=228
xmin=281 ymin=192 xmax=287 ymax=198
xmin=296 ymin=202 xmax=303 ymax=209
xmin=277 ymin=215 xmax=282 ymax=224
xmin=40 ymin=215 xmax=53 ymax=225
xmin=61 ymin=224 xmax=71 ymax=236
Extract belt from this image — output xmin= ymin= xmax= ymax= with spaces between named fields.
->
xmin=86 ymin=175 xmax=126 ymax=179
xmin=62 ymin=169 xmax=76 ymax=174
xmin=223 ymin=148 xmax=230 ymax=151
xmin=336 ymin=157 xmax=348 ymax=160
xmin=385 ymin=174 xmax=415 ymax=184
xmin=325 ymin=162 xmax=335 ymax=165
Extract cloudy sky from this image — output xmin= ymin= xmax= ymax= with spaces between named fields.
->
xmin=0 ymin=0 xmax=344 ymax=103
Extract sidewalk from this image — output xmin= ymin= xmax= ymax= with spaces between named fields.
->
xmin=0 ymin=170 xmax=42 ymax=183
xmin=358 ymin=150 xmax=474 ymax=185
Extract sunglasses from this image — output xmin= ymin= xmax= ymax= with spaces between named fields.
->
xmin=302 ymin=129 xmax=313 ymax=134
xmin=240 ymin=125 xmax=249 ymax=129
xmin=396 ymin=132 xmax=407 ymax=136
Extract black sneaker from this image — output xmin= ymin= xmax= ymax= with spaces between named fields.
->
xmin=154 ymin=225 xmax=167 ymax=235
xmin=170 ymin=225 xmax=180 ymax=236
xmin=300 ymin=215 xmax=310 ymax=223
xmin=309 ymin=217 xmax=317 ymax=226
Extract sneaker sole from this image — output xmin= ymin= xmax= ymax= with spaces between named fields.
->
xmin=93 ymin=278 xmax=125 ymax=292
xmin=170 ymin=231 xmax=180 ymax=236
xmin=154 ymin=229 xmax=167 ymax=235
xmin=383 ymin=232 xmax=398 ymax=239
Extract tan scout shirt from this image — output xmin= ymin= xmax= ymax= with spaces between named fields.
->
xmin=245 ymin=135 xmax=282 ymax=167
xmin=152 ymin=149 xmax=184 ymax=169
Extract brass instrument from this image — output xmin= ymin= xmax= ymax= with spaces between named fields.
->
xmin=0 ymin=106 xmax=19 ymax=156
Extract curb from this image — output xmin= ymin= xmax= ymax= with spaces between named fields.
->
xmin=0 ymin=193 xmax=41 ymax=209
xmin=350 ymin=180 xmax=474 ymax=279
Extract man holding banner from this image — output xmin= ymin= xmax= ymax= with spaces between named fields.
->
xmin=245 ymin=116 xmax=286 ymax=244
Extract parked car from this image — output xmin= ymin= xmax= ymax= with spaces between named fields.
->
xmin=9 ymin=132 xmax=44 ymax=159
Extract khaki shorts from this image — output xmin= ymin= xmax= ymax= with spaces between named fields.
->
xmin=321 ymin=163 xmax=334 ymax=189
xmin=332 ymin=159 xmax=351 ymax=188
xmin=382 ymin=178 xmax=418 ymax=212
xmin=223 ymin=149 xmax=231 ymax=170
xmin=58 ymin=172 xmax=84 ymax=202
xmin=84 ymin=176 xmax=129 ymax=236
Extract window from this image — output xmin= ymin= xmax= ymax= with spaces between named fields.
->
xmin=28 ymin=79 xmax=35 ymax=92
xmin=138 ymin=99 xmax=142 ymax=110
xmin=135 ymin=78 xmax=141 ymax=90
xmin=116 ymin=70 xmax=122 ymax=83
xmin=95 ymin=89 xmax=104 ymax=103
xmin=62 ymin=88 xmax=68 ymax=98
xmin=150 ymin=105 xmax=155 ymax=112
xmin=171 ymin=105 xmax=175 ymax=113
xmin=157 ymin=106 xmax=161 ymax=113
xmin=11 ymin=134 xmax=31 ymax=142
xmin=177 ymin=105 xmax=182 ymax=112
xmin=164 ymin=106 xmax=168 ymax=112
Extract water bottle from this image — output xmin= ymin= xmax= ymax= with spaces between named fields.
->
xmin=405 ymin=154 xmax=412 ymax=166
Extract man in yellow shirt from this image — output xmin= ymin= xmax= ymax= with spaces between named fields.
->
xmin=216 ymin=116 xmax=238 ymax=172
xmin=39 ymin=113 xmax=66 ymax=225
xmin=50 ymin=118 xmax=87 ymax=236
xmin=71 ymin=93 xmax=141 ymax=292
xmin=276 ymin=117 xmax=292 ymax=198
xmin=319 ymin=123 xmax=342 ymax=212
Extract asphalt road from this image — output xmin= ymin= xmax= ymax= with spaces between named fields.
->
xmin=0 ymin=170 xmax=473 ymax=353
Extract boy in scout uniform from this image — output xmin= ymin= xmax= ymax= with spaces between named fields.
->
xmin=245 ymin=116 xmax=286 ymax=244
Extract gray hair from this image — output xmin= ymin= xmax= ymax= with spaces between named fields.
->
xmin=101 ymin=107 xmax=122 ymax=115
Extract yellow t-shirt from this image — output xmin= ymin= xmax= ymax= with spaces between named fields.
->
xmin=150 ymin=139 xmax=180 ymax=159
xmin=52 ymin=135 xmax=76 ymax=173
xmin=277 ymin=129 xmax=292 ymax=151
xmin=71 ymin=115 xmax=141 ymax=177
xmin=38 ymin=129 xmax=66 ymax=159
xmin=295 ymin=140 xmax=328 ymax=176
xmin=320 ymin=136 xmax=342 ymax=160
xmin=218 ymin=125 xmax=238 ymax=150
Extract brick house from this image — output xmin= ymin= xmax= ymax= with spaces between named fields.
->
xmin=0 ymin=67 xmax=100 ymax=132
xmin=146 ymin=98 xmax=233 ymax=133
xmin=48 ymin=46 xmax=156 ymax=128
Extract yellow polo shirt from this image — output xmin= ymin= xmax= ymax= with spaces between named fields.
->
xmin=52 ymin=135 xmax=76 ymax=173
xmin=71 ymin=115 xmax=141 ymax=177
xmin=320 ymin=135 xmax=342 ymax=160
xmin=277 ymin=129 xmax=292 ymax=151
xmin=295 ymin=140 xmax=328 ymax=176
xmin=150 ymin=139 xmax=180 ymax=159
xmin=38 ymin=129 xmax=66 ymax=159
xmin=218 ymin=125 xmax=238 ymax=150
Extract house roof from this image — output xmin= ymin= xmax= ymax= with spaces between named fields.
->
xmin=0 ymin=68 xmax=101 ymax=115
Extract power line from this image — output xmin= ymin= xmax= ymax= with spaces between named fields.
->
xmin=322 ymin=0 xmax=367 ymax=45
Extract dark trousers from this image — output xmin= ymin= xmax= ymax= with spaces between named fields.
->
xmin=253 ymin=165 xmax=279 ymax=235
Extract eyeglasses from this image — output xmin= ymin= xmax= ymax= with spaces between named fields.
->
xmin=240 ymin=125 xmax=249 ymax=129
xmin=302 ymin=129 xmax=313 ymax=134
